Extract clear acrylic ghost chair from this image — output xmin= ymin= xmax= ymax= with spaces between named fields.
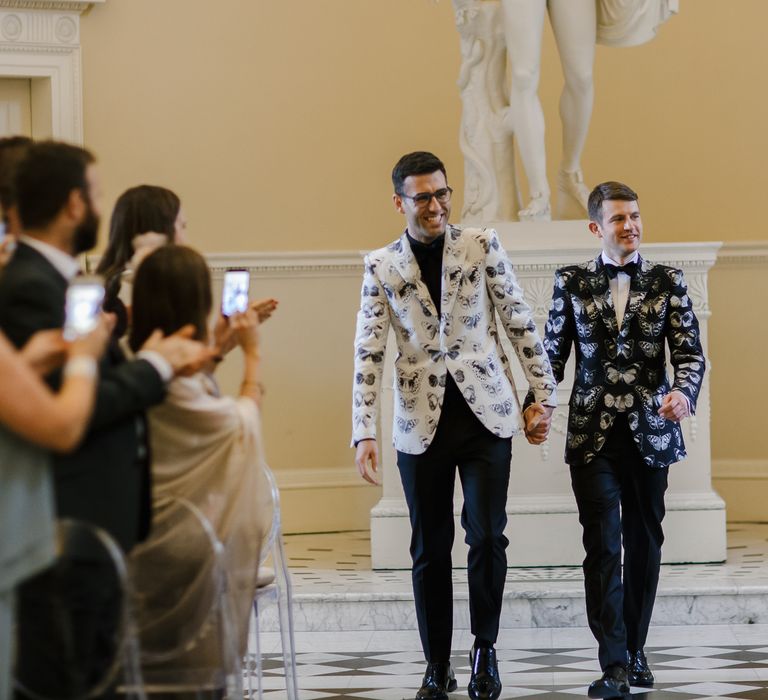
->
xmin=125 ymin=496 xmax=243 ymax=699
xmin=247 ymin=463 xmax=298 ymax=700
xmin=13 ymin=518 xmax=145 ymax=700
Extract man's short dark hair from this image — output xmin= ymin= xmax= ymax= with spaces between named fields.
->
xmin=588 ymin=181 xmax=638 ymax=223
xmin=392 ymin=151 xmax=447 ymax=194
xmin=15 ymin=141 xmax=95 ymax=231
xmin=0 ymin=135 xmax=32 ymax=220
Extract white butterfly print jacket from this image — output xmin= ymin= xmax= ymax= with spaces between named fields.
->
xmin=536 ymin=254 xmax=706 ymax=468
xmin=352 ymin=226 xmax=557 ymax=455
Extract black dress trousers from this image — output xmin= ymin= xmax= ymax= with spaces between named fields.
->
xmin=397 ymin=377 xmax=511 ymax=663
xmin=569 ymin=413 xmax=668 ymax=670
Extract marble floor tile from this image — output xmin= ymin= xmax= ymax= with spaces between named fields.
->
xmin=246 ymin=625 xmax=768 ymax=699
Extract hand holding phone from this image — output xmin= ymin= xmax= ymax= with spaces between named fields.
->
xmin=63 ymin=276 xmax=105 ymax=341
xmin=221 ymin=268 xmax=250 ymax=317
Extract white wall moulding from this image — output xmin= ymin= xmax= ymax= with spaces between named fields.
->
xmin=0 ymin=2 xmax=103 ymax=11
xmin=716 ymin=241 xmax=768 ymax=266
xmin=0 ymin=0 xmax=99 ymax=142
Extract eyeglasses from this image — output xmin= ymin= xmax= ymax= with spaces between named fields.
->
xmin=398 ymin=186 xmax=453 ymax=208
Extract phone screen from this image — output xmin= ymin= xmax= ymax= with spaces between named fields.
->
xmin=221 ymin=269 xmax=250 ymax=317
xmin=63 ymin=278 xmax=105 ymax=340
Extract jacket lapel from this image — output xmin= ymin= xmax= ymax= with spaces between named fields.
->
xmin=589 ymin=256 xmax=619 ymax=337
xmin=390 ymin=232 xmax=438 ymax=318
xmin=619 ymin=255 xmax=652 ymax=335
xmin=440 ymin=225 xmax=467 ymax=319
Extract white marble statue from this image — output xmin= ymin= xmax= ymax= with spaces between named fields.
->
xmin=452 ymin=0 xmax=678 ymax=224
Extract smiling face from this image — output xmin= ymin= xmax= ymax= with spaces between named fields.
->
xmin=393 ymin=170 xmax=451 ymax=244
xmin=589 ymin=198 xmax=642 ymax=263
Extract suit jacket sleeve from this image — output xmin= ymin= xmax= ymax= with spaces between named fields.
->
xmin=524 ymin=268 xmax=575 ymax=408
xmin=665 ymin=269 xmax=706 ymax=413
xmin=484 ymin=229 xmax=556 ymax=407
xmin=350 ymin=253 xmax=390 ymax=446
xmin=0 ymin=269 xmax=65 ymax=348
xmin=86 ymin=356 xmax=166 ymax=433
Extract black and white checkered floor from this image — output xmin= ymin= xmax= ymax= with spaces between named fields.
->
xmin=246 ymin=624 xmax=768 ymax=699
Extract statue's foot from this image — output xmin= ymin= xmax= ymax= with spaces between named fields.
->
xmin=556 ymin=169 xmax=589 ymax=220
xmin=518 ymin=191 xmax=551 ymax=222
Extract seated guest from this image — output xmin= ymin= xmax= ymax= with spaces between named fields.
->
xmin=0 ymin=319 xmax=108 ymax=700
xmin=95 ymin=184 xmax=186 ymax=335
xmin=128 ymin=245 xmax=273 ymax=675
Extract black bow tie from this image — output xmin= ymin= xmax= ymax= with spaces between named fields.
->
xmin=605 ymin=261 xmax=638 ymax=279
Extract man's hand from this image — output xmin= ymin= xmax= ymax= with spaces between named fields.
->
xmin=68 ymin=313 xmax=114 ymax=361
xmin=355 ymin=438 xmax=380 ymax=485
xmin=523 ymin=403 xmax=554 ymax=445
xmin=141 ymin=324 xmax=215 ymax=377
xmin=658 ymin=391 xmax=690 ymax=422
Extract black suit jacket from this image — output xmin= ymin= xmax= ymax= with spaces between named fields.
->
xmin=538 ymin=254 xmax=705 ymax=468
xmin=0 ymin=242 xmax=166 ymax=550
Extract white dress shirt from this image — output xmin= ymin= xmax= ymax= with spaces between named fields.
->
xmin=601 ymin=250 xmax=638 ymax=329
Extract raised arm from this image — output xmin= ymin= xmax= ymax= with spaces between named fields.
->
xmin=0 ymin=321 xmax=108 ymax=452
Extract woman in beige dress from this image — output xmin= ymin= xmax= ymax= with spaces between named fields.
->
xmin=128 ymin=245 xmax=274 ymax=685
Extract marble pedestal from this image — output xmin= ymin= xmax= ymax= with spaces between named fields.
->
xmin=370 ymin=220 xmax=725 ymax=569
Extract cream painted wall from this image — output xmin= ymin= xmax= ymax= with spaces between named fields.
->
xmin=77 ymin=1 xmax=768 ymax=527
xmin=80 ymin=0 xmax=768 ymax=251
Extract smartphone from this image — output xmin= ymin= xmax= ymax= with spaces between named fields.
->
xmin=221 ymin=268 xmax=250 ymax=317
xmin=63 ymin=276 xmax=105 ymax=340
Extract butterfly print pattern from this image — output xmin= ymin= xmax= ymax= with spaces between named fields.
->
xmin=352 ymin=225 xmax=556 ymax=453
xmin=530 ymin=254 xmax=705 ymax=468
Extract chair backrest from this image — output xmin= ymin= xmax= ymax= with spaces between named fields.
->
xmin=128 ymin=495 xmax=241 ymax=692
xmin=259 ymin=462 xmax=282 ymax=568
xmin=13 ymin=519 xmax=136 ymax=700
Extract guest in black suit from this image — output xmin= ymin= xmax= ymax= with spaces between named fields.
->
xmin=0 ymin=141 xmax=209 ymax=698
xmin=531 ymin=181 xmax=706 ymax=699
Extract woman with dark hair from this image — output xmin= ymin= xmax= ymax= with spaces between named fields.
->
xmin=96 ymin=185 xmax=186 ymax=335
xmin=128 ymin=245 xmax=272 ymax=680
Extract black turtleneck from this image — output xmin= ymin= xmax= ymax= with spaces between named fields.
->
xmin=405 ymin=230 xmax=489 ymax=440
xmin=406 ymin=232 xmax=444 ymax=313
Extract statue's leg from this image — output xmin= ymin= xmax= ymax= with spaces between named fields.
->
xmin=550 ymin=0 xmax=596 ymax=218
xmin=501 ymin=0 xmax=550 ymax=220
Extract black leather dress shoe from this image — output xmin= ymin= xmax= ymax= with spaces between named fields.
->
xmin=587 ymin=664 xmax=630 ymax=698
xmin=415 ymin=661 xmax=457 ymax=700
xmin=628 ymin=649 xmax=655 ymax=686
xmin=468 ymin=646 xmax=502 ymax=700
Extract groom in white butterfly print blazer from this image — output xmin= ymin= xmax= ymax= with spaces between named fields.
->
xmin=351 ymin=222 xmax=556 ymax=453
xmin=352 ymin=152 xmax=556 ymax=700
xmin=533 ymin=181 xmax=705 ymax=699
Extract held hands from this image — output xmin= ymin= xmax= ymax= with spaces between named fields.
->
xmin=523 ymin=403 xmax=554 ymax=445
xmin=141 ymin=324 xmax=215 ymax=377
xmin=658 ymin=391 xmax=690 ymax=422
xmin=355 ymin=438 xmax=380 ymax=486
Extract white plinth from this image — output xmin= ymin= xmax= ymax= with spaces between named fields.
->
xmin=370 ymin=220 xmax=726 ymax=569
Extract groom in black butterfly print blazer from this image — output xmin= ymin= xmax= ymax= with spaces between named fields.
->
xmin=532 ymin=182 xmax=705 ymax=699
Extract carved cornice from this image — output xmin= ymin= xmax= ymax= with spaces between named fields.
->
xmin=716 ymin=241 xmax=768 ymax=267
xmin=0 ymin=1 xmax=102 ymax=11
